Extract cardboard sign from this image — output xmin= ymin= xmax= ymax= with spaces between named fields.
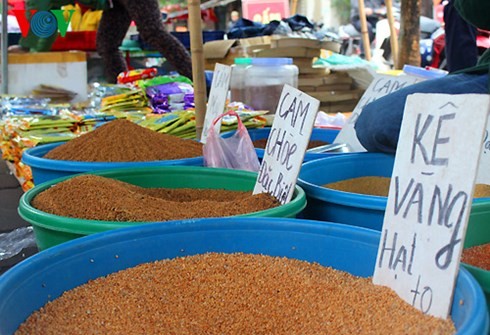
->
xmin=334 ymin=74 xmax=421 ymax=152
xmin=373 ymin=93 xmax=490 ymax=318
xmin=200 ymin=63 xmax=232 ymax=144
xmin=476 ymin=116 xmax=490 ymax=184
xmin=253 ymin=84 xmax=320 ymax=204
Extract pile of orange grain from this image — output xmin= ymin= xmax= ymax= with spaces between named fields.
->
xmin=16 ymin=253 xmax=455 ymax=335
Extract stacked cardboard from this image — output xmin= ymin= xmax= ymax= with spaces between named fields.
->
xmin=253 ymin=37 xmax=362 ymax=113
xmin=298 ymin=71 xmax=363 ymax=113
xmin=203 ymin=35 xmax=363 ymax=113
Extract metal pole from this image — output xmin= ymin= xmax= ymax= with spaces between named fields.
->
xmin=1 ymin=0 xmax=8 ymax=94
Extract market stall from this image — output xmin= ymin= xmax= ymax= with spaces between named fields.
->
xmin=0 ymin=0 xmax=489 ymax=333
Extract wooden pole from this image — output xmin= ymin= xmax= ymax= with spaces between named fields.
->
xmin=188 ymin=0 xmax=207 ymax=141
xmin=357 ymin=0 xmax=371 ymax=61
xmin=398 ymin=0 xmax=421 ymax=69
xmin=291 ymin=0 xmax=299 ymax=15
xmin=385 ymin=0 xmax=399 ymax=67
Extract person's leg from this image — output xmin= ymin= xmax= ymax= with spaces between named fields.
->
xmin=444 ymin=0 xmax=478 ymax=72
xmin=96 ymin=0 xmax=131 ymax=83
xmin=119 ymin=0 xmax=193 ymax=80
xmin=355 ymin=73 xmax=489 ymax=153
xmin=352 ymin=19 xmax=374 ymax=57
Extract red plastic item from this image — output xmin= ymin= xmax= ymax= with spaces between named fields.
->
xmin=116 ymin=68 xmax=158 ymax=84
xmin=51 ymin=31 xmax=97 ymax=51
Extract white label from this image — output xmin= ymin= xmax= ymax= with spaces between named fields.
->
xmin=373 ymin=93 xmax=490 ymax=319
xmin=253 ymin=84 xmax=320 ymax=204
xmin=200 ymin=63 xmax=232 ymax=144
xmin=334 ymin=74 xmax=422 ymax=151
xmin=476 ymin=115 xmax=490 ymax=184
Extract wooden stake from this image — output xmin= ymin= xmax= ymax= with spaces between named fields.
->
xmin=357 ymin=0 xmax=372 ymax=61
xmin=291 ymin=0 xmax=299 ymax=15
xmin=385 ymin=0 xmax=399 ymax=68
xmin=188 ymin=0 xmax=207 ymax=141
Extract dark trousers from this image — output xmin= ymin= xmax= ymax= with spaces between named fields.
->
xmin=355 ymin=73 xmax=489 ymax=153
xmin=96 ymin=0 xmax=193 ymax=83
xmin=352 ymin=16 xmax=377 ymax=56
xmin=444 ymin=0 xmax=478 ymax=72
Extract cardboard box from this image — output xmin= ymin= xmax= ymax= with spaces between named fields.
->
xmin=203 ymin=37 xmax=271 ymax=70
xmin=4 ymin=51 xmax=87 ymax=102
xmin=204 ymin=39 xmax=243 ymax=70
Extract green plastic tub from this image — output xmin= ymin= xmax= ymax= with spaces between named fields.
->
xmin=463 ymin=201 xmax=490 ymax=310
xmin=18 ymin=166 xmax=307 ymax=250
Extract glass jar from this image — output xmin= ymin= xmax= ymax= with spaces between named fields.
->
xmin=229 ymin=58 xmax=252 ymax=104
xmin=243 ymin=58 xmax=299 ymax=114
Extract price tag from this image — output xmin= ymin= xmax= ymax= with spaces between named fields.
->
xmin=334 ymin=74 xmax=421 ymax=151
xmin=373 ymin=93 xmax=490 ymax=318
xmin=253 ymin=84 xmax=320 ymax=204
xmin=200 ymin=63 xmax=232 ymax=144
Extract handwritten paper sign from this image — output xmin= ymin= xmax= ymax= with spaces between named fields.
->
xmin=334 ymin=74 xmax=421 ymax=152
xmin=253 ymin=84 xmax=320 ymax=204
xmin=373 ymin=93 xmax=490 ymax=318
xmin=476 ymin=117 xmax=490 ymax=184
xmin=200 ymin=63 xmax=232 ymax=144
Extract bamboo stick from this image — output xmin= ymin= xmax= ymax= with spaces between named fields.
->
xmin=385 ymin=0 xmax=399 ymax=68
xmin=188 ymin=0 xmax=207 ymax=141
xmin=291 ymin=0 xmax=299 ymax=15
xmin=357 ymin=0 xmax=372 ymax=61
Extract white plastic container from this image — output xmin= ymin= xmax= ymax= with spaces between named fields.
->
xmin=229 ymin=58 xmax=252 ymax=104
xmin=243 ymin=58 xmax=298 ymax=114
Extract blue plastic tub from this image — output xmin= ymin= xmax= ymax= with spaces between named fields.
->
xmin=222 ymin=127 xmax=343 ymax=162
xmin=297 ymin=153 xmax=490 ymax=231
xmin=22 ymin=142 xmax=204 ymax=185
xmin=0 ymin=218 xmax=487 ymax=334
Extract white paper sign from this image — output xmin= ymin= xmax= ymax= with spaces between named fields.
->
xmin=373 ymin=93 xmax=490 ymax=319
xmin=334 ymin=74 xmax=422 ymax=152
xmin=200 ymin=63 xmax=232 ymax=144
xmin=253 ymin=84 xmax=320 ymax=204
xmin=476 ymin=115 xmax=490 ymax=184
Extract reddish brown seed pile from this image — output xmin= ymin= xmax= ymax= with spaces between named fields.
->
xmin=324 ymin=176 xmax=391 ymax=197
xmin=461 ymin=243 xmax=490 ymax=271
xmin=43 ymin=119 xmax=203 ymax=162
xmin=325 ymin=177 xmax=490 ymax=198
xmin=253 ymin=139 xmax=329 ymax=149
xmin=15 ymin=253 xmax=455 ymax=335
xmin=32 ymin=175 xmax=280 ymax=222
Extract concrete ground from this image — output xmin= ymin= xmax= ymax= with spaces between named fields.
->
xmin=0 ymin=159 xmax=38 ymax=275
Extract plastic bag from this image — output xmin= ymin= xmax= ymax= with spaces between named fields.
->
xmin=203 ymin=111 xmax=260 ymax=172
xmin=0 ymin=226 xmax=36 ymax=261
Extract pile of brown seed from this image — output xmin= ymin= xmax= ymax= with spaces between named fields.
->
xmin=32 ymin=175 xmax=280 ymax=222
xmin=43 ymin=119 xmax=203 ymax=162
xmin=462 ymin=243 xmax=490 ymax=270
xmin=325 ymin=176 xmax=490 ymax=198
xmin=324 ymin=176 xmax=391 ymax=197
xmin=15 ymin=253 xmax=455 ymax=335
